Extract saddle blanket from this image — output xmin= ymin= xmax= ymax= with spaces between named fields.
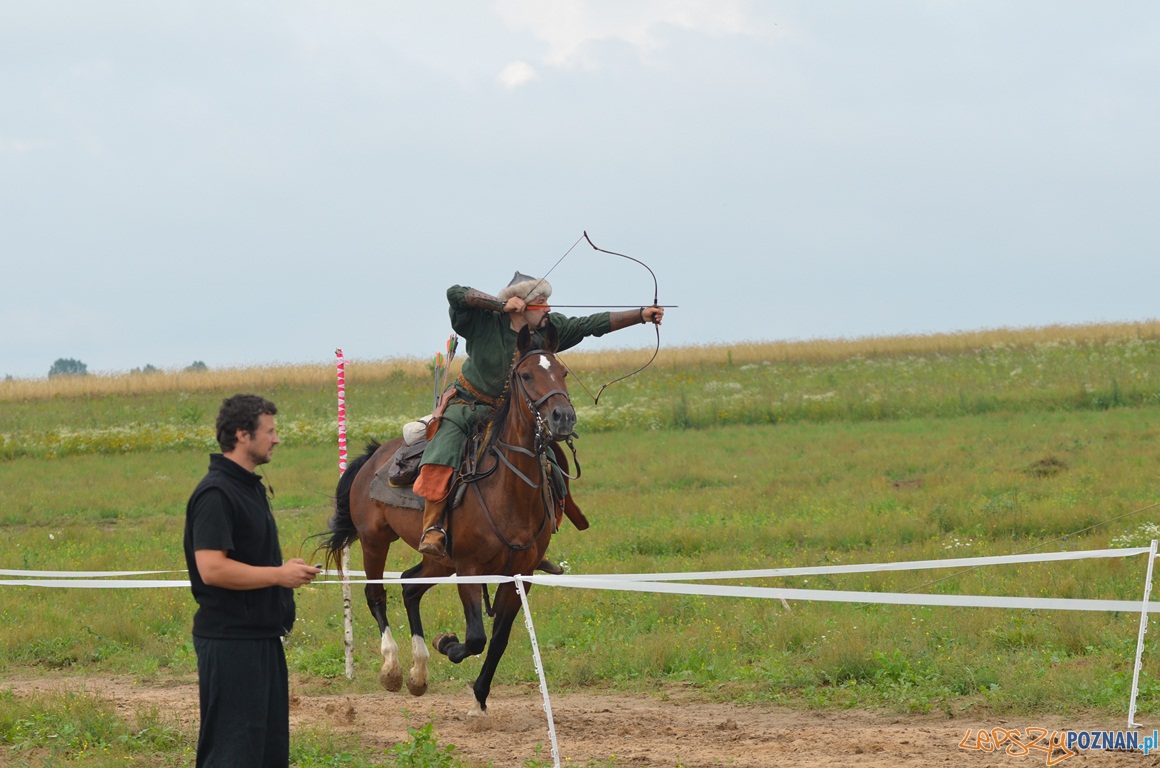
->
xmin=369 ymin=467 xmax=466 ymax=510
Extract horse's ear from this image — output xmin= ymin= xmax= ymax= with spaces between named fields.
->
xmin=543 ymin=320 xmax=560 ymax=353
xmin=517 ymin=324 xmax=533 ymax=354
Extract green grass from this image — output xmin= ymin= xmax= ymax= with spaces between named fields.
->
xmin=4 ymin=327 xmax=1160 ymax=763
xmin=0 ymin=689 xmax=193 ymax=767
xmin=0 ymin=689 xmax=479 ymax=767
xmin=5 ymin=328 xmax=1160 ymax=460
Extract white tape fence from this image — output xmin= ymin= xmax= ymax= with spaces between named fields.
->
xmin=3 ymin=543 xmax=1159 ymax=767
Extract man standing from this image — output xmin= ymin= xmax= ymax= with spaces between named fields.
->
xmin=184 ymin=394 xmax=320 ymax=767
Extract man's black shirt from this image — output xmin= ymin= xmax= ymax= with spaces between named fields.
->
xmin=184 ymin=454 xmax=295 ymax=639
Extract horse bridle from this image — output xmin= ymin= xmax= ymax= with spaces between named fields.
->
xmin=470 ymin=346 xmax=573 ymax=574
xmin=489 ymin=346 xmax=572 ymax=487
xmin=514 ymin=346 xmax=572 ymax=446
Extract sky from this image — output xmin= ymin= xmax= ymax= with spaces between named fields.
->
xmin=2 ymin=1 xmax=1158 ymax=379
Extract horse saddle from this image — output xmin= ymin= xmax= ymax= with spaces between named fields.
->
xmin=370 ymin=461 xmax=466 ymax=513
xmin=368 ymin=423 xmax=588 ymax=530
xmin=366 ymin=434 xmax=496 ymax=512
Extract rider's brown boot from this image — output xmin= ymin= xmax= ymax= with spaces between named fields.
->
xmin=418 ymin=497 xmax=449 ymax=558
xmin=418 ymin=527 xmax=446 ymax=558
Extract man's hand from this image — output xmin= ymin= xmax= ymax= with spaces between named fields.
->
xmin=642 ymin=306 xmax=664 ymax=325
xmin=196 ymin=550 xmax=321 ymax=590
xmin=278 ymin=558 xmax=322 ymax=588
xmin=503 ymin=296 xmax=527 ymax=314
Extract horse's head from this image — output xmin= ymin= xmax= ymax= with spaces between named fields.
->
xmin=511 ymin=322 xmax=576 ymax=440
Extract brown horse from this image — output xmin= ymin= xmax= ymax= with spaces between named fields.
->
xmin=322 ymin=323 xmax=576 ymax=714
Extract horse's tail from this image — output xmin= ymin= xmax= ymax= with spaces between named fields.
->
xmin=323 ymin=441 xmax=381 ymax=567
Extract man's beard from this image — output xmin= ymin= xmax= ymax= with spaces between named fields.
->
xmin=248 ymin=445 xmax=273 ymax=466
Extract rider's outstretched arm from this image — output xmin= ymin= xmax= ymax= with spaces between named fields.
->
xmin=608 ymin=307 xmax=663 ymax=331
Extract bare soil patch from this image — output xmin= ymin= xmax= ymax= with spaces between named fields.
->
xmin=3 ymin=675 xmax=1156 ymax=767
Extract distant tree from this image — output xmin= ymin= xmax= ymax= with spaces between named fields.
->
xmin=185 ymin=361 xmax=208 ymax=372
xmin=142 ymin=364 xmax=159 ymax=374
xmin=48 ymin=358 xmax=88 ymax=377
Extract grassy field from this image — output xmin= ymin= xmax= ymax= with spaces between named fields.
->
xmin=3 ymin=321 xmax=1160 ymax=765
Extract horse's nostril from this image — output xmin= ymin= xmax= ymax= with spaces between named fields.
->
xmin=550 ymin=407 xmax=576 ymax=432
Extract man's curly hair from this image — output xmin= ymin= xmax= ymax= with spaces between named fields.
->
xmin=215 ymin=394 xmax=277 ymax=452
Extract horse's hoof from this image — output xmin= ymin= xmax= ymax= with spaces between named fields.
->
xmin=467 ymin=701 xmax=488 ymax=718
xmin=380 ymin=667 xmax=403 ymax=692
xmin=432 ymin=633 xmax=458 ymax=655
xmin=537 ymin=558 xmax=565 ymax=575
xmin=406 ymin=675 xmax=428 ymax=697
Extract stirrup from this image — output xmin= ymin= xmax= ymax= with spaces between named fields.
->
xmin=418 ymin=526 xmax=447 ymax=558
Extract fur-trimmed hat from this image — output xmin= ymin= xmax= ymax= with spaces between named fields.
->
xmin=497 ymin=271 xmax=552 ymax=304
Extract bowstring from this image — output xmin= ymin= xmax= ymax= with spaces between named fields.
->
xmin=549 ymin=231 xmax=661 ymax=405
xmin=521 ymin=233 xmax=586 ymax=303
xmin=582 ymin=231 xmax=660 ymax=404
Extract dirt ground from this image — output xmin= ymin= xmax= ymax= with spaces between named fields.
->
xmin=4 ymin=675 xmax=1159 ymax=767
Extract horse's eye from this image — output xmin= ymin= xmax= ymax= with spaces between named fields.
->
xmin=520 ymin=372 xmax=532 ymax=381
xmin=562 ymin=370 xmax=568 ymax=378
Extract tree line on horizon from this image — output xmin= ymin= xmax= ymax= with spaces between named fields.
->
xmin=43 ymin=358 xmax=209 ymax=378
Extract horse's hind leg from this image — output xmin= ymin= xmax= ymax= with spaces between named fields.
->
xmin=399 ymin=562 xmax=440 ymax=696
xmin=362 ymin=541 xmax=403 ymax=692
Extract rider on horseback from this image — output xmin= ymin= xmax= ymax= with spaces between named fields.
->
xmin=414 ymin=271 xmax=665 ymax=560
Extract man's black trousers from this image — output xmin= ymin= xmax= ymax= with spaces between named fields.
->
xmin=193 ymin=635 xmax=289 ymax=768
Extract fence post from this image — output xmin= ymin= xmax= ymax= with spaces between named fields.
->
xmin=337 ymin=349 xmax=355 ymax=680
xmin=515 ymin=578 xmax=560 ymax=768
xmin=1128 ymin=539 xmax=1158 ymax=728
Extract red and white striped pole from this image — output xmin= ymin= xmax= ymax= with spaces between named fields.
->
xmin=336 ymin=348 xmax=349 ymax=474
xmin=336 ymin=348 xmax=354 ymax=679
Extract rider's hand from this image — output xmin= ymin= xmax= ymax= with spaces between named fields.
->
xmin=643 ymin=306 xmax=664 ymax=326
xmin=504 ymin=297 xmax=527 ymax=314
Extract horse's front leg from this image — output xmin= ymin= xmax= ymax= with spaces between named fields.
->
xmin=470 ymin=581 xmax=523 ymax=716
xmin=432 ymin=583 xmax=487 ymax=685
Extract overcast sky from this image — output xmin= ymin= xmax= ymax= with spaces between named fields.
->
xmin=2 ymin=2 xmax=1158 ymax=379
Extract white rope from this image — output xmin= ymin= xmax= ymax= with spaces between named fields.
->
xmin=5 ymin=544 xmax=1158 ymax=742
xmin=5 ymin=546 xmax=1144 ymax=583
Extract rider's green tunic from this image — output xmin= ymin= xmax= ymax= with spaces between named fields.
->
xmin=420 ymin=285 xmax=613 ymax=469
